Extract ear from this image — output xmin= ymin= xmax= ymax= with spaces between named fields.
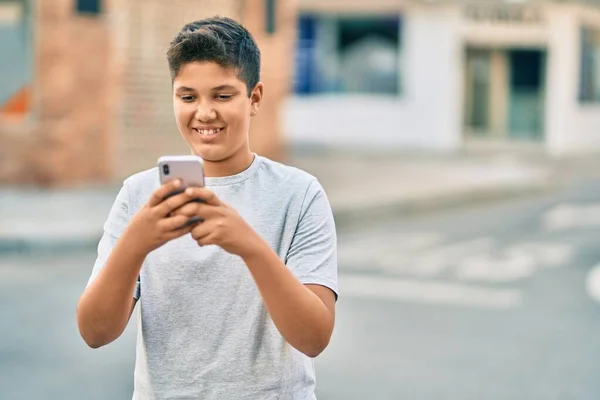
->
xmin=249 ymin=82 xmax=264 ymax=117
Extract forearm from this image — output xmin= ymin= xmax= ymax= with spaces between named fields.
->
xmin=77 ymin=232 xmax=146 ymax=348
xmin=242 ymin=240 xmax=334 ymax=358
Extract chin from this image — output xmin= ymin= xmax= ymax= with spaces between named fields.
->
xmin=191 ymin=145 xmax=229 ymax=162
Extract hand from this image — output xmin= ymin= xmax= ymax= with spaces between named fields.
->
xmin=171 ymin=187 xmax=264 ymax=258
xmin=124 ymin=179 xmax=202 ymax=255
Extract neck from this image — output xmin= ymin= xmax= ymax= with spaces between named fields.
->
xmin=201 ymin=149 xmax=255 ymax=178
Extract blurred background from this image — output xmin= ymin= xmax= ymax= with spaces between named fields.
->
xmin=2 ymin=0 xmax=600 ymax=399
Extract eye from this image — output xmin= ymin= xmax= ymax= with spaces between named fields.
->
xmin=180 ymin=95 xmax=196 ymax=103
xmin=215 ymin=94 xmax=233 ymax=101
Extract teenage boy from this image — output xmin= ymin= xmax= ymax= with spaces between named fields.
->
xmin=77 ymin=16 xmax=338 ymax=399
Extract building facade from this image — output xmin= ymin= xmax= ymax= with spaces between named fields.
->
xmin=285 ymin=0 xmax=600 ymax=156
xmin=0 ymin=0 xmax=295 ymax=185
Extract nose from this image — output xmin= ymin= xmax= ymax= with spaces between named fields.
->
xmin=194 ymin=102 xmax=217 ymax=122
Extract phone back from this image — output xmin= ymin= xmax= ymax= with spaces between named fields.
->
xmin=157 ymin=155 xmax=205 ymax=188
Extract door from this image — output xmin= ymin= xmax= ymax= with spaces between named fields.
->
xmin=507 ymin=49 xmax=545 ymax=140
xmin=464 ymin=48 xmax=491 ymax=136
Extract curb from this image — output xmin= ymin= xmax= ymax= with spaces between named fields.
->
xmin=0 ymin=235 xmax=101 ymax=255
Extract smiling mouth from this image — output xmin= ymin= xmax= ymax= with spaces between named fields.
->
xmin=194 ymin=127 xmax=224 ymax=137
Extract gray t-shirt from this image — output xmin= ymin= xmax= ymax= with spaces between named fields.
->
xmin=87 ymin=155 xmax=339 ymax=400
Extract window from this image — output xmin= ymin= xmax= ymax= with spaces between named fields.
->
xmin=294 ymin=14 xmax=402 ymax=96
xmin=266 ymin=0 xmax=276 ymax=34
xmin=0 ymin=0 xmax=32 ymax=121
xmin=77 ymin=0 xmax=101 ymax=15
xmin=579 ymin=27 xmax=600 ymax=103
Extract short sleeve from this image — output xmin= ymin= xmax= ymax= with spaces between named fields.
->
xmin=86 ymin=180 xmax=141 ymax=300
xmin=286 ymin=180 xmax=338 ymax=299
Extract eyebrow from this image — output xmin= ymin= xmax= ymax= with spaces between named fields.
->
xmin=211 ymin=85 xmax=238 ymax=91
xmin=175 ymin=86 xmax=195 ymax=93
xmin=174 ymin=84 xmax=239 ymax=93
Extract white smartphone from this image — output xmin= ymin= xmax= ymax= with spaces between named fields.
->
xmin=157 ymin=155 xmax=205 ymax=199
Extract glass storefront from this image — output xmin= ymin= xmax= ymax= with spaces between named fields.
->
xmin=579 ymin=26 xmax=600 ymax=103
xmin=294 ymin=14 xmax=402 ymax=96
xmin=464 ymin=47 xmax=545 ymax=141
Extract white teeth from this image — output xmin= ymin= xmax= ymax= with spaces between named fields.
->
xmin=197 ymin=128 xmax=221 ymax=135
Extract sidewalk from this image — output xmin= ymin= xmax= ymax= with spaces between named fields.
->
xmin=290 ymin=151 xmax=554 ymax=230
xmin=0 ymin=151 xmax=555 ymax=253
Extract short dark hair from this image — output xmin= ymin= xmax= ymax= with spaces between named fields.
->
xmin=167 ymin=17 xmax=261 ymax=96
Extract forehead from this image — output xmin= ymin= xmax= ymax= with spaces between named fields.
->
xmin=173 ymin=61 xmax=245 ymax=90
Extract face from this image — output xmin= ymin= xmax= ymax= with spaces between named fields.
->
xmin=173 ymin=61 xmax=262 ymax=173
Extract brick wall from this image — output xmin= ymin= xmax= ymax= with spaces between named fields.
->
xmin=0 ymin=0 xmax=295 ymax=186
xmin=111 ymin=0 xmax=245 ymax=181
xmin=0 ymin=0 xmax=117 ymax=186
xmin=112 ymin=0 xmax=295 ymax=182
xmin=243 ymin=0 xmax=297 ymax=163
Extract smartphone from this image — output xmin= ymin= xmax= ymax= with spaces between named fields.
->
xmin=157 ymin=155 xmax=205 ymax=202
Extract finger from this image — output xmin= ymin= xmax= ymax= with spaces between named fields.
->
xmin=164 ymin=222 xmax=195 ymax=241
xmin=148 ymin=179 xmax=182 ymax=207
xmin=190 ymin=220 xmax=213 ymax=242
xmin=196 ymin=233 xmax=216 ymax=247
xmin=156 ymin=189 xmax=199 ymax=217
xmin=158 ymin=215 xmax=201 ymax=232
xmin=157 ymin=214 xmax=191 ymax=231
xmin=173 ymin=201 xmax=218 ymax=219
xmin=184 ymin=187 xmax=221 ymax=206
xmin=171 ymin=201 xmax=201 ymax=218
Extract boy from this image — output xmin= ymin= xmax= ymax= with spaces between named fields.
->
xmin=76 ymin=16 xmax=338 ymax=400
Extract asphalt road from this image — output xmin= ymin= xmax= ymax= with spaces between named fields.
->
xmin=1 ymin=175 xmax=600 ymax=399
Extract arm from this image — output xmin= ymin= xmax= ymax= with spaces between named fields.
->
xmin=242 ymin=239 xmax=336 ymax=358
xmin=76 ymin=234 xmax=145 ymax=348
xmin=77 ymin=179 xmax=199 ymax=348
xmin=177 ymin=180 xmax=339 ymax=358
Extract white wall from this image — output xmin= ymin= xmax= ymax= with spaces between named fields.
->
xmin=404 ymin=5 xmax=464 ymax=151
xmin=570 ymin=106 xmax=600 ymax=152
xmin=285 ymin=3 xmax=600 ymax=155
xmin=283 ymin=96 xmax=430 ymax=149
xmin=545 ymin=4 xmax=600 ymax=156
xmin=283 ymin=6 xmax=464 ymax=152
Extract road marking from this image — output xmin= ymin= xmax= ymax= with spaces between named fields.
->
xmin=456 ymin=242 xmax=573 ymax=282
xmin=543 ymin=203 xmax=600 ymax=232
xmin=340 ymin=232 xmax=573 ymax=283
xmin=586 ymin=263 xmax=600 ymax=304
xmin=340 ymin=274 xmax=522 ymax=310
xmin=506 ymin=242 xmax=573 ymax=268
xmin=380 ymin=237 xmax=495 ymax=276
xmin=456 ymin=252 xmax=535 ymax=282
xmin=338 ymin=232 xmax=444 ymax=270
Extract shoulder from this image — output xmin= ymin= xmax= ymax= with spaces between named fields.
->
xmin=121 ymin=167 xmax=160 ymax=205
xmin=255 ymin=156 xmax=329 ymax=214
xmin=255 ymin=156 xmax=321 ymax=194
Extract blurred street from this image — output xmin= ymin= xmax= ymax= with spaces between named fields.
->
xmin=3 ymin=0 xmax=600 ymax=398
xmin=2 ymin=172 xmax=600 ymax=400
